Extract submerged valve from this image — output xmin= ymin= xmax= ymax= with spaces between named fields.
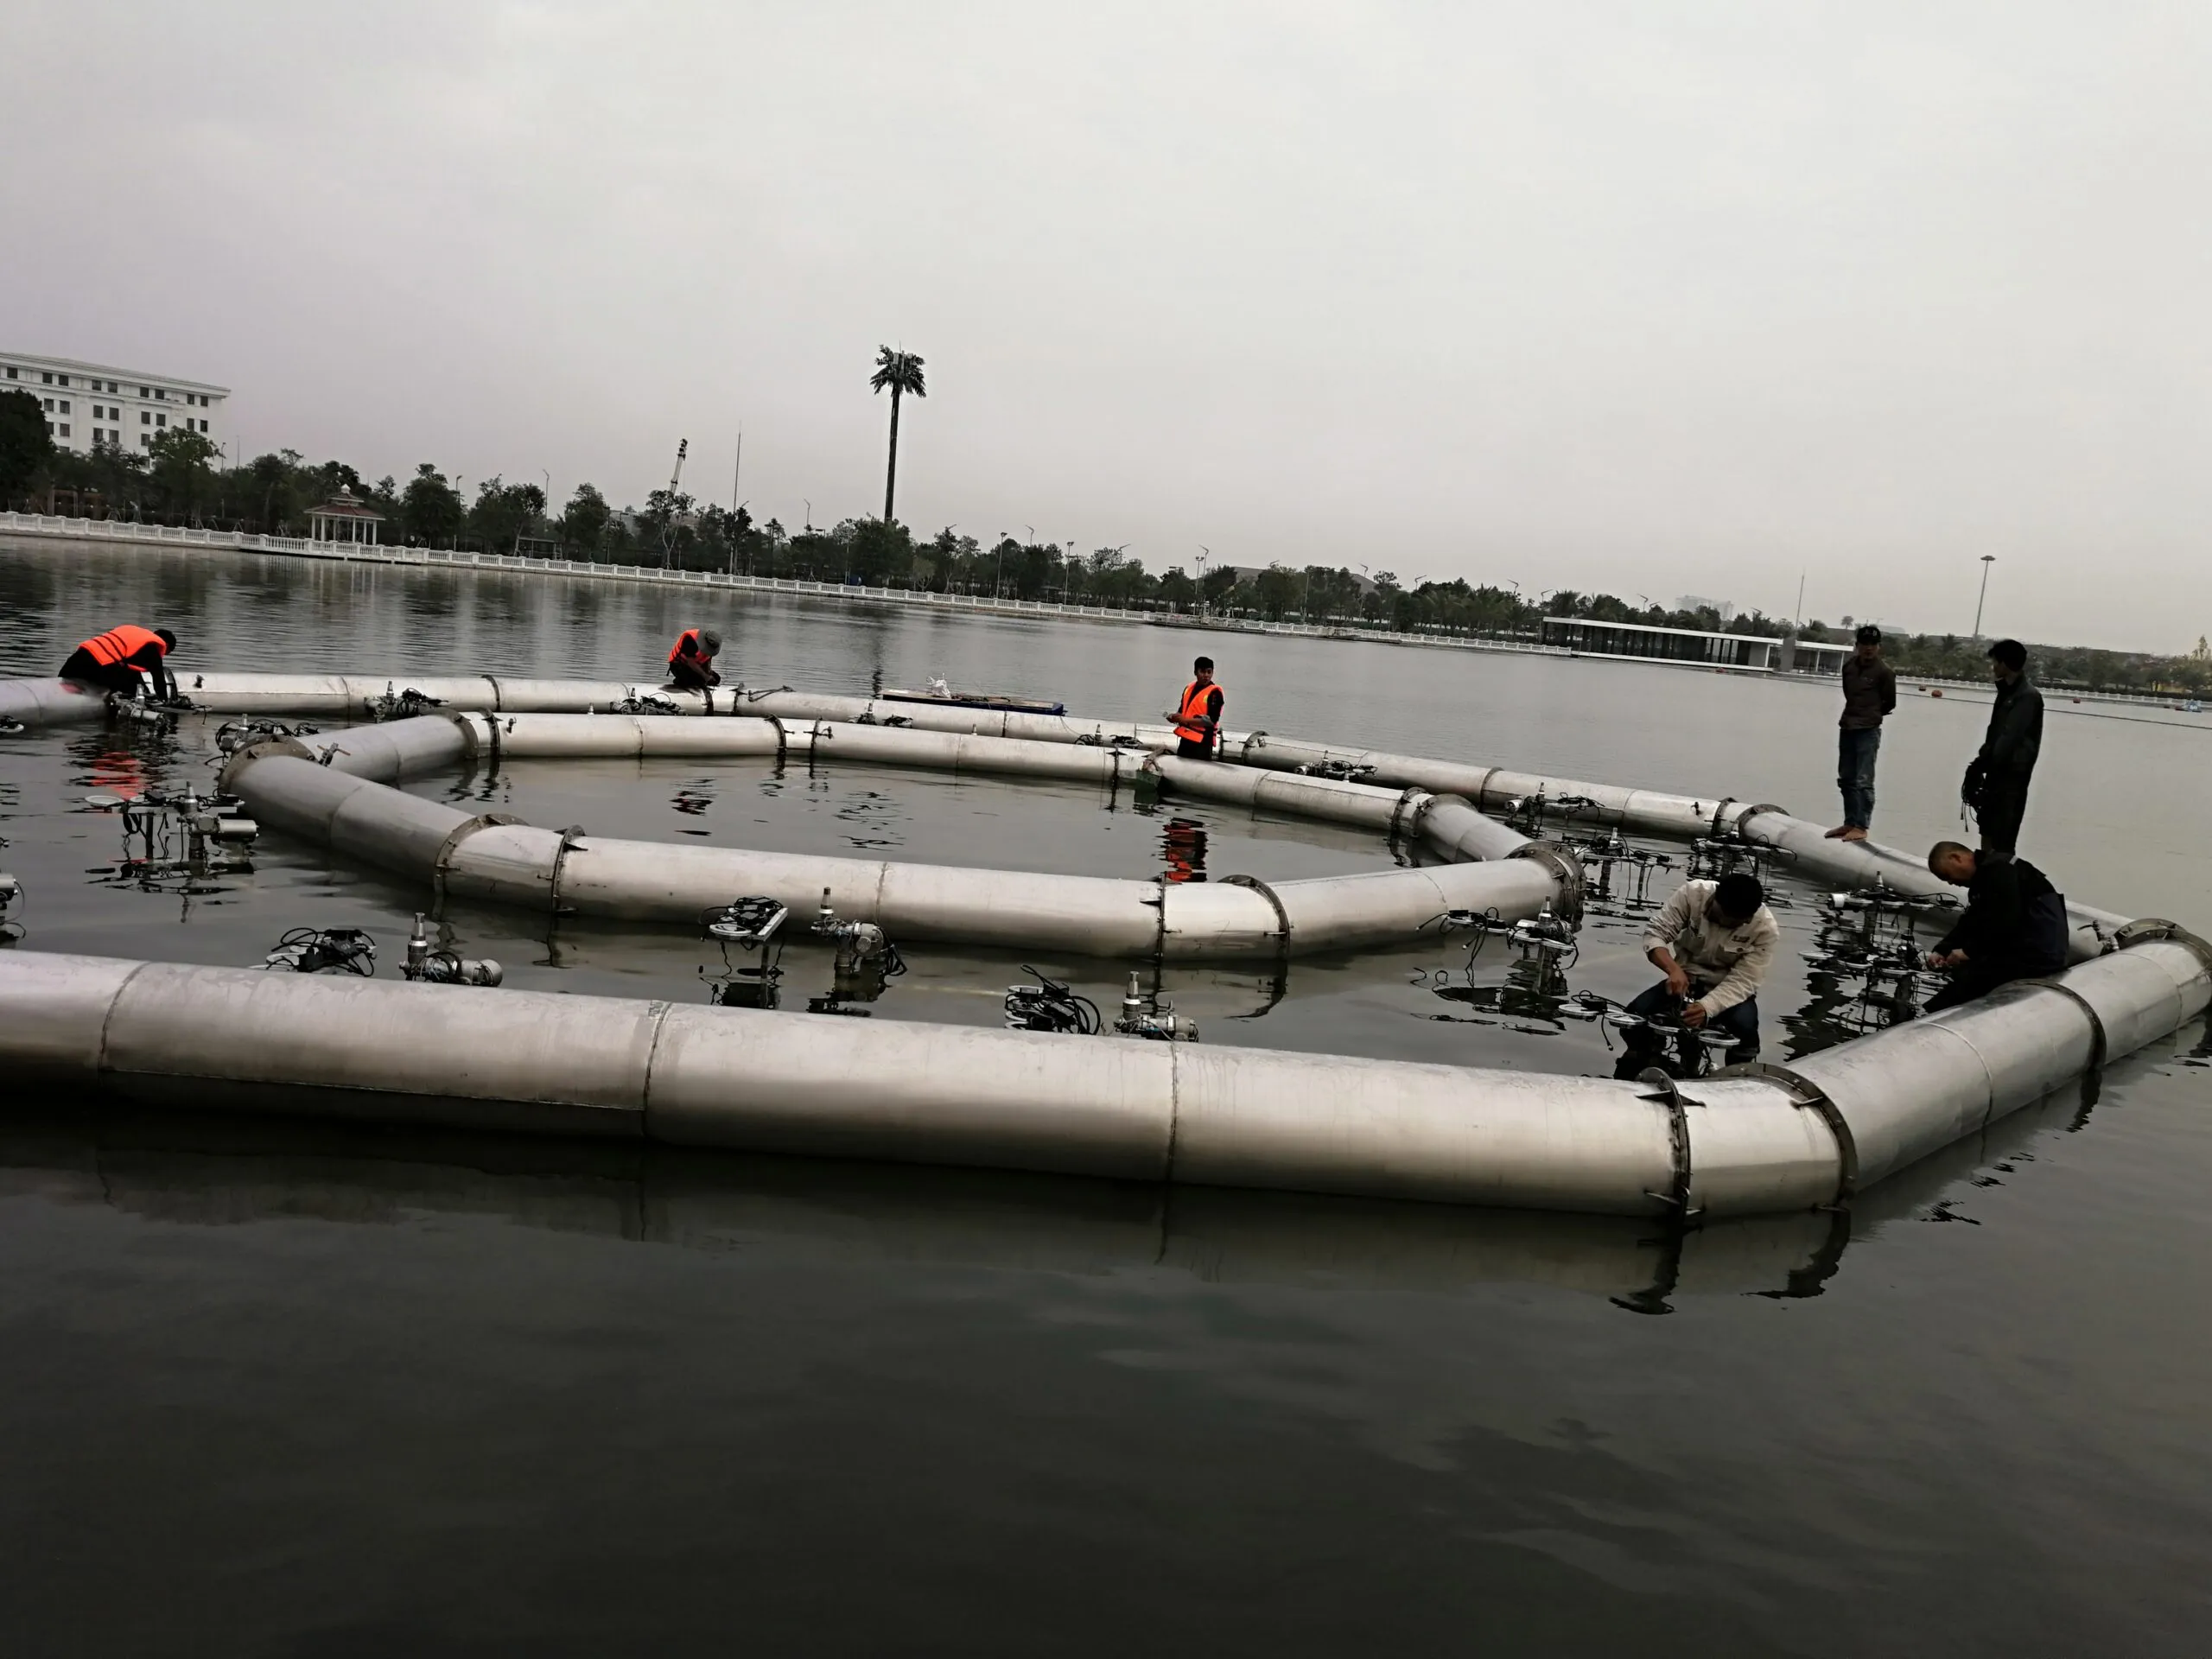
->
xmin=111 ymin=693 xmax=195 ymax=729
xmin=1115 ymin=972 xmax=1198 ymax=1042
xmin=812 ymin=887 xmax=905 ymax=980
xmin=98 ymin=785 xmax=259 ymax=884
xmin=1426 ymin=899 xmax=1580 ymax=965
xmin=403 ymin=913 xmax=504 ymax=986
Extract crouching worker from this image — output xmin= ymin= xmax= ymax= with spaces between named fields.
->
xmin=1613 ymin=872 xmax=1778 ymax=1079
xmin=667 ymin=627 xmax=721 ymax=691
xmin=60 ymin=626 xmax=179 ymax=701
xmin=1923 ymin=841 xmax=2069 ymax=1012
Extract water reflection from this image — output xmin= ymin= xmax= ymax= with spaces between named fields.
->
xmin=1159 ymin=815 xmax=1209 ymax=884
xmin=0 ymin=1100 xmax=1849 ymax=1309
xmin=1424 ymin=956 xmax=1578 ymax=1036
xmin=0 ymin=1065 xmax=2104 ymax=1311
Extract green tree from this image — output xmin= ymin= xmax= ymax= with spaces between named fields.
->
xmin=1253 ymin=564 xmax=1300 ymax=620
xmin=640 ymin=486 xmax=696 ymax=566
xmin=401 ymin=462 xmax=465 ymax=545
xmin=467 ymin=475 xmax=547 ymax=552
xmin=869 ymin=346 xmax=926 ymax=524
xmin=0 ymin=388 xmax=54 ymax=502
xmin=848 ymin=517 xmax=915 ymax=585
xmin=559 ymin=483 xmax=611 ymax=556
xmin=144 ymin=428 xmax=223 ymax=522
xmin=1157 ymin=566 xmax=1198 ymax=613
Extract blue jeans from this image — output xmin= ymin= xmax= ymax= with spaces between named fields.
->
xmin=1838 ymin=727 xmax=1881 ymax=830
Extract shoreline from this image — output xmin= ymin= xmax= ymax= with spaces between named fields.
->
xmin=5 ymin=512 xmax=2205 ymax=722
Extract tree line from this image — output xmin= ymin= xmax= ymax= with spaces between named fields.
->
xmin=3 ymin=387 xmax=2205 ymax=696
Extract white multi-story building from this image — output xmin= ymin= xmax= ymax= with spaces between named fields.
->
xmin=0 ymin=352 xmax=229 ymax=458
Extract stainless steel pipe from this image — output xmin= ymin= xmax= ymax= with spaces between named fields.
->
xmin=223 ymin=716 xmax=1565 ymax=958
xmin=4 ymin=941 xmax=2200 ymax=1215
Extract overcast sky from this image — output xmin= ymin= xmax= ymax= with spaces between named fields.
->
xmin=6 ymin=3 xmax=2206 ymax=651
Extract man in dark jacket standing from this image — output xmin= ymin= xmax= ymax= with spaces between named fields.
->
xmin=1827 ymin=624 xmax=1896 ymax=842
xmin=1923 ymin=840 xmax=2069 ymax=1011
xmin=1963 ymin=639 xmax=2043 ymax=861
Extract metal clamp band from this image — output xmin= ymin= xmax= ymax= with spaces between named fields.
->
xmin=1222 ymin=874 xmax=1293 ymax=957
xmin=431 ymin=812 xmax=524 ymax=906
xmin=1637 ymin=1067 xmax=1702 ymax=1220
xmin=2015 ymin=977 xmax=2110 ymax=1077
xmin=1388 ymin=787 xmax=1431 ymax=842
xmin=546 ymin=823 xmax=588 ymax=916
xmin=1723 ymin=1059 xmax=1859 ymax=1204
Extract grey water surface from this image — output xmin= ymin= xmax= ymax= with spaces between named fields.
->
xmin=2 ymin=540 xmax=2209 ymax=1656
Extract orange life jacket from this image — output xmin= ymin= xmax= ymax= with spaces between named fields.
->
xmin=1173 ymin=678 xmax=1221 ymax=746
xmin=669 ymin=628 xmax=709 ymax=666
xmin=79 ymin=626 xmax=168 ymax=667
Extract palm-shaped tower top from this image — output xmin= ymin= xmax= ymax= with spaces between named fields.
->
xmin=871 ymin=346 xmax=926 ymax=524
xmin=871 ymin=346 xmax=926 ymax=400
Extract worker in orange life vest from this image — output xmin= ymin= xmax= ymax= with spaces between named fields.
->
xmin=1164 ymin=657 xmax=1224 ymax=760
xmin=60 ymin=626 xmax=179 ymax=701
xmin=668 ymin=627 xmax=722 ymax=691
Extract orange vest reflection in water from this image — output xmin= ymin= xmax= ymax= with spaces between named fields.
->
xmin=1160 ymin=817 xmax=1208 ymax=885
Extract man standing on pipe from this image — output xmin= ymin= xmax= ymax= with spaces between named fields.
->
xmin=1962 ymin=639 xmax=2042 ymax=862
xmin=1614 ymin=872 xmax=1777 ymax=1078
xmin=59 ymin=626 xmax=178 ymax=701
xmin=1166 ymin=657 xmax=1224 ymax=760
xmin=668 ymin=628 xmax=722 ymax=691
xmin=1826 ymin=624 xmax=1895 ymax=843
xmin=1922 ymin=842 xmax=2069 ymax=1012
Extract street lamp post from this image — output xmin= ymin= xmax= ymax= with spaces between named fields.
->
xmin=1972 ymin=555 xmax=1997 ymax=639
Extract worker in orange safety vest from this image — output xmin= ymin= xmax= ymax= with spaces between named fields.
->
xmin=1164 ymin=657 xmax=1223 ymax=760
xmin=668 ymin=627 xmax=722 ymax=690
xmin=60 ymin=626 xmax=179 ymax=700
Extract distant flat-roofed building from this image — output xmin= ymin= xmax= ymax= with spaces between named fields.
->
xmin=1 ymin=352 xmax=229 ymax=458
xmin=1542 ymin=615 xmax=1851 ymax=675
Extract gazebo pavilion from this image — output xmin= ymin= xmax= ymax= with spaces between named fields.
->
xmin=307 ymin=486 xmax=384 ymax=546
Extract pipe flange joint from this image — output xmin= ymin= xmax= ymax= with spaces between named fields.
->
xmin=1509 ymin=839 xmax=1585 ymax=925
xmin=1389 ymin=787 xmax=1431 ymax=842
xmin=2113 ymin=918 xmax=2212 ymax=978
xmin=216 ymin=735 xmax=316 ymax=793
xmin=1223 ymin=873 xmax=1292 ymax=956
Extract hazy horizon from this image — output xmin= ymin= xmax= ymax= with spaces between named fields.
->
xmin=5 ymin=2 xmax=2206 ymax=653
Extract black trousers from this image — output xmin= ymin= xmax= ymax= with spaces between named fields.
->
xmin=668 ymin=656 xmax=719 ymax=690
xmin=1976 ymin=778 xmax=2030 ymax=861
xmin=1924 ymin=957 xmax=2050 ymax=1014
xmin=1175 ymin=737 xmax=1214 ymax=760
xmin=59 ymin=648 xmax=143 ymax=697
xmin=1612 ymin=981 xmax=1760 ymax=1078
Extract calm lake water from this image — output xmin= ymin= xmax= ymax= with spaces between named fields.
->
xmin=3 ymin=538 xmax=2209 ymax=1656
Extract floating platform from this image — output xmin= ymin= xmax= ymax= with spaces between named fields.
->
xmin=2 ymin=670 xmax=2204 ymax=1219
